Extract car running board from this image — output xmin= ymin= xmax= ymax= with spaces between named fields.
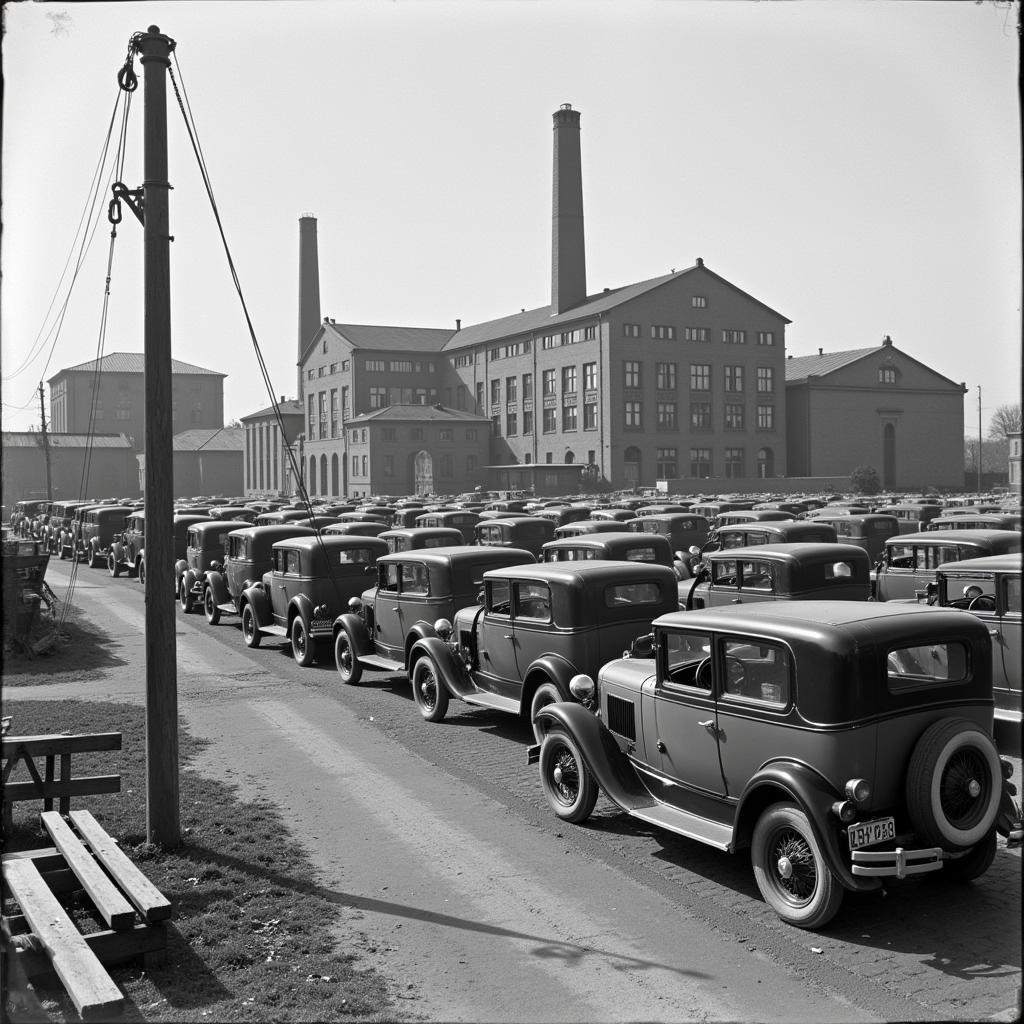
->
xmin=259 ymin=625 xmax=288 ymax=638
xmin=627 ymin=803 xmax=733 ymax=851
xmin=359 ymin=654 xmax=405 ymax=672
xmin=462 ymin=691 xmax=521 ymax=714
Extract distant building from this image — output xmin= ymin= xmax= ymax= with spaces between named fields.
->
xmin=1008 ymin=430 xmax=1021 ymax=493
xmin=171 ymin=427 xmax=244 ymax=497
xmin=240 ymin=399 xmax=304 ymax=499
xmin=47 ymin=352 xmax=225 ymax=453
xmin=1 ymin=432 xmax=138 ymax=504
xmin=785 ymin=336 xmax=967 ymax=491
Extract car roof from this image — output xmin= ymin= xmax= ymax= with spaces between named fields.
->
xmin=227 ymin=524 xmax=316 ymax=540
xmin=936 ymin=552 xmax=1022 ymax=573
xmin=706 ymin=542 xmax=867 ymax=561
xmin=378 ymin=545 xmax=534 ymax=565
xmin=189 ymin=519 xmax=250 ymax=533
xmin=888 ymin=529 xmax=1022 ymax=546
xmin=272 ymin=534 xmax=388 ymax=551
xmin=483 ymin=560 xmax=676 ymax=584
xmin=543 ymin=531 xmax=671 ymax=548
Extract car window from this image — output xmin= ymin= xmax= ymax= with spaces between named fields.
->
xmin=380 ymin=563 xmax=400 ymax=592
xmin=623 ymin=546 xmax=658 ymax=562
xmin=739 ymin=559 xmax=774 ymax=591
xmin=1004 ymin=577 xmax=1021 ymax=616
xmin=401 ymin=562 xmax=430 ymax=595
xmin=338 ymin=547 xmax=374 ymax=564
xmin=515 ymin=582 xmax=551 ymax=621
xmin=423 ymin=537 xmax=449 ymax=548
xmin=486 ymin=579 xmax=512 ymax=616
xmin=825 ymin=560 xmax=856 ymax=580
xmin=604 ymin=581 xmax=665 ymax=607
xmin=286 ymin=550 xmax=301 ymax=575
xmin=887 ymin=543 xmax=914 ymax=569
xmin=721 ymin=638 xmax=791 ymax=705
xmin=887 ymin=642 xmax=968 ymax=691
xmin=720 ymin=533 xmax=746 ymax=549
xmin=661 ymin=630 xmax=712 ymax=691
xmin=188 ymin=529 xmax=199 ymax=548
xmin=917 ymin=545 xmax=959 ymax=570
xmin=712 ymin=560 xmax=738 ymax=587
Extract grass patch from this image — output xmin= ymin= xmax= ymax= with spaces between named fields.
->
xmin=3 ymin=699 xmax=403 ymax=1022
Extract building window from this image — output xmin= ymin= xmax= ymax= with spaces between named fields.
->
xmin=690 ymin=447 xmax=712 ymax=478
xmin=506 ymin=410 xmax=518 ymax=435
xmin=724 ymin=366 xmax=744 ymax=393
xmin=722 ymin=330 xmax=746 ymax=345
xmin=467 ymin=454 xmax=478 ymax=473
xmin=383 ymin=455 xmax=394 ymax=477
xmin=318 ymin=366 xmax=325 ymax=377
xmin=318 ymin=392 xmax=328 ymax=439
xmin=365 ymin=360 xmax=386 ymax=372
xmin=506 ymin=376 xmax=517 ymax=402
xmin=879 ymin=367 xmax=897 ymax=384
xmin=623 ymin=361 xmax=641 ymax=389
xmin=651 ymin=325 xmax=676 ymax=340
xmin=369 ymin=386 xmax=387 ymax=409
xmin=757 ymin=404 xmax=775 ymax=430
xmin=583 ymin=403 xmax=597 ymax=430
xmin=342 ymin=359 xmax=350 ymax=371
xmin=690 ymin=364 xmax=711 ymax=391
xmin=390 ymin=360 xmax=414 ymax=372
xmin=757 ymin=331 xmax=774 ymax=346
xmin=411 ymin=428 xmax=423 ymax=441
xmin=466 ymin=429 xmax=477 ymax=441
xmin=562 ymin=365 xmax=577 ymax=394
xmin=724 ymin=447 xmax=745 ymax=478
xmin=439 ymin=454 xmax=453 ymax=477
xmin=351 ymin=429 xmax=359 ymax=443
xmin=382 ymin=427 xmax=396 ymax=441
xmin=584 ymin=325 xmax=596 ymax=341
xmin=308 ymin=395 xmax=316 ymax=440
xmin=329 ymin=363 xmax=338 ymax=374
xmin=362 ymin=455 xmax=368 ymax=476
xmin=656 ymin=362 xmax=676 ymax=390
xmin=490 ymin=379 xmax=501 ymax=405
xmin=476 ymin=382 xmax=484 ymax=411
xmin=351 ymin=455 xmax=358 ymax=476
xmin=692 ymin=296 xmax=707 ymax=308
xmin=543 ymin=407 xmax=557 ymax=433
xmin=341 ymin=385 xmax=350 ymax=420
xmin=523 ymin=409 xmax=534 ymax=434
xmin=656 ymin=448 xmax=677 ymax=479
xmin=523 ymin=373 xmax=533 ymax=401
xmin=756 ymin=367 xmax=775 ymax=393
xmin=583 ymin=362 xmax=598 ymax=391
xmin=725 ymin=403 xmax=745 ymax=430
xmin=623 ymin=323 xmax=641 ymax=338
xmin=330 ymin=389 xmax=339 ymax=437
xmin=563 ymin=403 xmax=578 ymax=431
xmin=439 ymin=428 xmax=453 ymax=441
xmin=624 ymin=401 xmax=642 ymax=429
xmin=684 ymin=327 xmax=709 ymax=342
xmin=542 ymin=334 xmax=558 ymax=350
xmin=307 ymin=369 xmax=315 ymax=380
xmin=561 ymin=331 xmax=574 ymax=346
xmin=542 ymin=369 xmax=557 ymax=396
xmin=656 ymin=402 xmax=677 ymax=430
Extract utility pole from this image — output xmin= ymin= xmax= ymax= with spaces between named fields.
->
xmin=38 ymin=382 xmax=53 ymax=500
xmin=978 ymin=386 xmax=983 ymax=495
xmin=135 ymin=25 xmax=180 ymax=847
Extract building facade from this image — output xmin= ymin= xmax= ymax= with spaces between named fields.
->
xmin=170 ymin=427 xmax=245 ymax=497
xmin=240 ymin=399 xmax=305 ymax=499
xmin=1008 ymin=430 xmax=1021 ymax=493
xmin=47 ymin=352 xmax=225 ymax=453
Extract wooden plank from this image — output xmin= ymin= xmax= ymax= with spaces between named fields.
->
xmin=2 ymin=858 xmax=124 ymax=1019
xmin=70 ymin=811 xmax=172 ymax=923
xmin=1 ymin=734 xmax=122 ymax=757
xmin=40 ymin=813 xmax=136 ymax=931
xmin=3 ymin=776 xmax=121 ymax=804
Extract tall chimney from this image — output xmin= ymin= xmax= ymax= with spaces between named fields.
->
xmin=551 ymin=104 xmax=586 ymax=314
xmin=298 ymin=214 xmax=321 ymax=397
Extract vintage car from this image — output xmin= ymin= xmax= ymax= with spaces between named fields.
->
xmin=332 ymin=545 xmax=536 ymax=685
xmin=752 ymin=501 xmax=810 ymax=516
xmin=588 ymin=509 xmax=637 ymax=523
xmin=701 ymin=520 xmax=838 ymax=554
xmin=711 ymin=509 xmax=795 ymax=532
xmin=628 ymin=503 xmax=693 ymax=517
xmin=688 ymin=501 xmax=755 ymax=522
xmin=10 ymin=500 xmax=49 ymax=538
xmin=927 ymin=513 xmax=1022 ymax=533
xmin=553 ymin=519 xmax=632 ymax=539
xmin=378 ymin=527 xmax=466 ymax=553
xmin=60 ymin=502 xmax=109 ymax=560
xmin=627 ymin=513 xmax=710 ymax=554
xmin=203 ymin=524 xmax=315 ymax=624
xmin=177 ymin=519 xmax=251 ymax=611
xmin=404 ymin=561 xmax=680 ymax=739
xmin=321 ymin=521 xmax=389 ymax=539
xmin=108 ymin=511 xmax=147 ymax=580
xmin=207 ymin=505 xmax=258 ymax=523
xmin=800 ymin=513 xmax=900 ymax=563
xmin=873 ymin=529 xmax=1021 ymax=602
xmin=925 ymin=553 xmax=1021 ymax=745
xmin=874 ymin=503 xmax=944 ymax=534
xmin=533 ymin=506 xmax=594 ymax=528
xmin=683 ymin=543 xmax=872 ymax=609
xmin=254 ymin=508 xmax=318 ymax=526
xmin=474 ymin=516 xmax=556 ymax=556
xmin=77 ymin=505 xmax=135 ymax=568
xmin=41 ymin=501 xmax=90 ymax=554
xmin=240 ymin=534 xmax=388 ymax=666
xmin=530 ymin=601 xmax=1023 ymax=928
xmin=414 ymin=510 xmax=481 ymax=543
xmin=542 ymin=532 xmax=675 ymax=567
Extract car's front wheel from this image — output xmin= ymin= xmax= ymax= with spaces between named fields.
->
xmin=411 ymin=655 xmax=449 ymax=722
xmin=539 ymin=729 xmax=598 ymax=824
xmin=529 ymin=681 xmax=564 ymax=744
xmin=241 ymin=604 xmax=261 ymax=648
xmin=291 ymin=616 xmax=315 ymax=668
xmin=89 ymin=546 xmax=102 ymax=569
xmin=108 ymin=553 xmax=120 ymax=578
xmin=751 ymin=802 xmax=843 ymax=929
xmin=137 ymin=560 xmax=146 ymax=587
xmin=179 ymin=579 xmax=193 ymax=613
xmin=333 ymin=626 xmax=363 ymax=685
xmin=204 ymin=587 xmax=221 ymax=625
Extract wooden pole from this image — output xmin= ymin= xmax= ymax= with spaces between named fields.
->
xmin=38 ymin=382 xmax=53 ymax=500
xmin=136 ymin=25 xmax=180 ymax=847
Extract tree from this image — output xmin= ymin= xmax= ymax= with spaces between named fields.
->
xmin=225 ymin=418 xmax=243 ymax=429
xmin=987 ymin=403 xmax=1021 ymax=440
xmin=849 ymin=465 xmax=881 ymax=495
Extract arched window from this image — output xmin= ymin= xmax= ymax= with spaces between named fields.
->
xmin=331 ymin=454 xmax=340 ymax=496
xmin=564 ymin=451 xmax=575 ymax=464
xmin=623 ymin=446 xmax=641 ymax=487
xmin=309 ymin=455 xmax=317 ymax=495
xmin=756 ymin=447 xmax=774 ymax=478
xmin=320 ymin=455 xmax=328 ymax=497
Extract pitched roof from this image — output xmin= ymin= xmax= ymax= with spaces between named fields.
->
xmin=240 ymin=399 xmax=304 ymax=422
xmin=442 ymin=261 xmax=791 ymax=352
xmin=347 ymin=404 xmax=490 ymax=425
xmin=48 ymin=352 xmax=225 ymax=381
xmin=302 ymin=323 xmax=456 ymax=364
xmin=172 ymin=427 xmax=245 ymax=452
xmin=784 ymin=348 xmax=877 ymax=383
xmin=1 ymin=431 xmax=133 ymax=449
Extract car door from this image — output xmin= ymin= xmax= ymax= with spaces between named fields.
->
xmin=510 ymin=580 xmax=555 ymax=686
xmin=997 ymin=573 xmax=1021 ymax=712
xmin=652 ymin=626 xmax=726 ymax=801
xmin=373 ymin=563 xmax=404 ymax=657
xmin=704 ymin=558 xmax=741 ymax=607
xmin=478 ymin=577 xmax=520 ymax=697
xmin=733 ymin=557 xmax=777 ymax=605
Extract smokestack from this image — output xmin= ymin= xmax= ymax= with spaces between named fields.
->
xmin=551 ymin=104 xmax=586 ymax=314
xmin=298 ymin=214 xmax=321 ymax=397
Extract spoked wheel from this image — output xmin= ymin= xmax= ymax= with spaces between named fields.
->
xmin=411 ymin=655 xmax=449 ymax=722
xmin=333 ymin=627 xmax=363 ymax=685
xmin=204 ymin=587 xmax=221 ymax=625
xmin=291 ymin=617 xmax=315 ymax=668
xmin=241 ymin=604 xmax=262 ymax=648
xmin=751 ymin=802 xmax=843 ymax=929
xmin=539 ymin=729 xmax=598 ymax=824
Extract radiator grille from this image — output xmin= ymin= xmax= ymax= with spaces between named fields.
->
xmin=606 ymin=693 xmax=636 ymax=741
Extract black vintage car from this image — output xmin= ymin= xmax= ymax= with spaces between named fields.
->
xmin=108 ymin=511 xmax=147 ymax=580
xmin=177 ymin=519 xmax=251 ymax=611
xmin=531 ymin=601 xmax=1022 ymax=928
xmin=473 ymin=516 xmax=556 ymax=556
xmin=77 ymin=506 xmax=135 ymax=568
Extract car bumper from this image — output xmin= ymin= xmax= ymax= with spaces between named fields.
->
xmin=850 ymin=846 xmax=944 ymax=879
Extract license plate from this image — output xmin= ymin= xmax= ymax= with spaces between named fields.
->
xmin=848 ymin=816 xmax=895 ymax=851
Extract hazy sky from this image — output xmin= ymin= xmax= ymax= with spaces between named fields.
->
xmin=2 ymin=1 xmax=1020 ymax=436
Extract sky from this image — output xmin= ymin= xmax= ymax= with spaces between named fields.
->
xmin=2 ymin=0 xmax=1020 ymax=438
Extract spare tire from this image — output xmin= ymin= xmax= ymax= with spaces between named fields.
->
xmin=906 ymin=718 xmax=1001 ymax=850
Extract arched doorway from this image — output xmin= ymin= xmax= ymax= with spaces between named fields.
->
xmin=883 ymin=423 xmax=896 ymax=489
xmin=623 ymin=446 xmax=641 ymax=488
xmin=564 ymin=451 xmax=575 ymax=464
xmin=331 ymin=454 xmax=340 ymax=496
xmin=414 ymin=450 xmax=434 ymax=496
xmin=309 ymin=455 xmax=317 ymax=495
xmin=320 ymin=455 xmax=328 ymax=498
xmin=756 ymin=447 xmax=774 ymax=479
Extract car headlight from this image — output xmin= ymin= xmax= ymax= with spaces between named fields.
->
xmin=569 ymin=673 xmax=595 ymax=704
xmin=434 ymin=618 xmax=453 ymax=640
xmin=348 ymin=596 xmax=362 ymax=612
xmin=845 ymin=778 xmax=871 ymax=804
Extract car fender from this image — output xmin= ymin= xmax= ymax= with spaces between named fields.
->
xmin=289 ymin=593 xmax=314 ymax=630
xmin=111 ymin=540 xmax=126 ymax=561
xmin=408 ymin=635 xmax=472 ymax=698
xmin=735 ymin=761 xmax=874 ymax=893
xmin=241 ymin=584 xmax=272 ymax=627
xmin=332 ymin=612 xmax=372 ymax=657
xmin=206 ymin=570 xmax=230 ymax=605
xmin=533 ymin=703 xmax=653 ymax=812
xmin=403 ymin=620 xmax=438 ymax=669
xmin=521 ymin=654 xmax=579 ymax=708
xmin=182 ymin=568 xmax=198 ymax=595
xmin=174 ymin=558 xmax=188 ymax=583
